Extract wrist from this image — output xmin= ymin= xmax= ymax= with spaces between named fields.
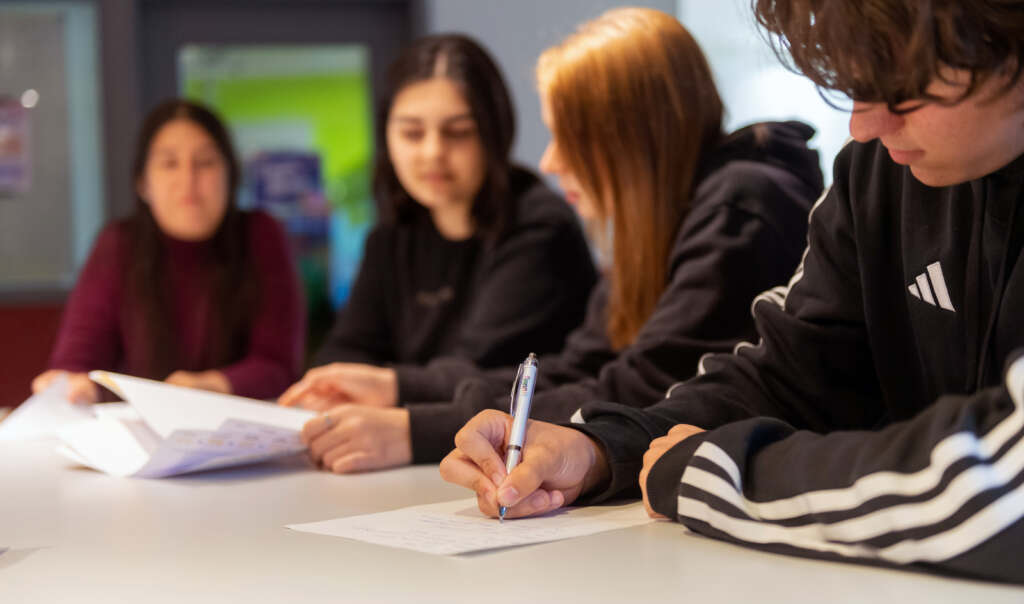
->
xmin=580 ymin=435 xmax=612 ymax=495
xmin=384 ymin=368 xmax=398 ymax=405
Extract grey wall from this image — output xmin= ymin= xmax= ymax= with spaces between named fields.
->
xmin=417 ymin=0 xmax=677 ymax=175
xmin=0 ymin=10 xmax=72 ymax=289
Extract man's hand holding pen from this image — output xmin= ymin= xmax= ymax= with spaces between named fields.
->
xmin=439 ymin=409 xmax=610 ymax=519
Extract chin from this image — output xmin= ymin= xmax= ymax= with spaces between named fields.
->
xmin=909 ymin=166 xmax=967 ymax=188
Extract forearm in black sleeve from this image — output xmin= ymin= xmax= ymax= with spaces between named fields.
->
xmin=647 ymin=354 xmax=1024 ymax=584
xmin=571 ymin=178 xmax=885 ymax=501
xmin=394 ymin=357 xmax=493 ymax=403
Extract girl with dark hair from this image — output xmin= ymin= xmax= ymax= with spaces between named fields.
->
xmin=276 ymin=34 xmax=596 ymax=472
xmin=33 ymin=99 xmax=305 ymax=402
xmin=305 ymin=34 xmax=595 ymax=375
xmin=286 ymin=11 xmax=821 ymax=474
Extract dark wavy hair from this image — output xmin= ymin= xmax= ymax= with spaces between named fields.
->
xmin=128 ymin=98 xmax=255 ymax=379
xmin=753 ymin=0 xmax=1024 ymax=111
xmin=372 ymin=34 xmax=517 ymax=244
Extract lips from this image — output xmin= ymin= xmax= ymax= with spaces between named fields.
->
xmin=421 ymin=173 xmax=453 ymax=183
xmin=886 ymin=147 xmax=924 ymax=165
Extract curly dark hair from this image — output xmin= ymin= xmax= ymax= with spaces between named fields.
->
xmin=753 ymin=0 xmax=1024 ymax=111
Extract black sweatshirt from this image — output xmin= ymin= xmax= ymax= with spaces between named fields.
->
xmin=404 ymin=121 xmax=824 ymax=462
xmin=575 ymin=140 xmax=1024 ymax=583
xmin=314 ymin=167 xmax=596 ymax=369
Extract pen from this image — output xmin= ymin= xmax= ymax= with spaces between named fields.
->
xmin=499 ymin=353 xmax=538 ymax=522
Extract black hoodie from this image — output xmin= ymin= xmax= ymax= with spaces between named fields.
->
xmin=402 ymin=121 xmax=824 ymax=462
xmin=314 ymin=166 xmax=596 ymax=370
xmin=575 ymin=139 xmax=1024 ymax=583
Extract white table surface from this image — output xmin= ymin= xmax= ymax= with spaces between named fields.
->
xmin=1 ymin=440 xmax=1022 ymax=603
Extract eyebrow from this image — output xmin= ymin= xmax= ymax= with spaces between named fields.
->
xmin=389 ymin=113 xmax=475 ymax=126
xmin=150 ymin=145 xmax=220 ymax=156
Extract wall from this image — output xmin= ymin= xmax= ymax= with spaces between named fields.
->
xmin=418 ymin=0 xmax=677 ymax=175
xmin=677 ymin=0 xmax=849 ymax=183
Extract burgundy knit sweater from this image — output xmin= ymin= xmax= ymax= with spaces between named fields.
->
xmin=48 ymin=210 xmax=305 ymax=399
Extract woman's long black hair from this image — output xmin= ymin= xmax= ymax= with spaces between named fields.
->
xmin=373 ymin=34 xmax=518 ymax=245
xmin=127 ymin=98 xmax=255 ymax=378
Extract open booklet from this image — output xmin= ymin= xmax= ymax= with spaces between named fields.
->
xmin=54 ymin=372 xmax=316 ymax=478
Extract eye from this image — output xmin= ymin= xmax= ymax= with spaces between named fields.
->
xmin=399 ymin=129 xmax=424 ymax=141
xmin=195 ymin=155 xmax=220 ymax=168
xmin=443 ymin=127 xmax=476 ymax=140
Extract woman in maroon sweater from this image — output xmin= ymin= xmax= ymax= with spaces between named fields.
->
xmin=32 ymin=99 xmax=305 ymax=402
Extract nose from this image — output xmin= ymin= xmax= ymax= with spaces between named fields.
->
xmin=849 ymin=101 xmax=905 ymax=142
xmin=423 ymin=129 xmax=444 ymax=159
xmin=539 ymin=140 xmax=561 ymax=175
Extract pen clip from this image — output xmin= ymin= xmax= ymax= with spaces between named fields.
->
xmin=509 ymin=362 xmax=524 ymax=415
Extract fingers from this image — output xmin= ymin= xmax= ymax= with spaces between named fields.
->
xmin=31 ymin=370 xmax=62 ymax=394
xmin=280 ymin=364 xmax=338 ymax=406
xmin=326 ymin=451 xmax=378 ymax=474
xmin=439 ymin=449 xmax=566 ymax=519
xmin=439 ymin=449 xmax=500 ymax=502
xmin=452 ymin=410 xmax=511 ymax=486
xmin=308 ymin=428 xmax=349 ymax=463
xmin=66 ymin=374 xmax=99 ymax=405
xmin=495 ymin=489 xmax=566 ymax=519
xmin=279 ymin=378 xmax=317 ymax=407
xmin=497 ymin=455 xmax=554 ymax=509
xmin=322 ymin=440 xmax=363 ymax=470
xmin=667 ymin=423 xmax=703 ymax=438
xmin=302 ymin=411 xmax=339 ymax=448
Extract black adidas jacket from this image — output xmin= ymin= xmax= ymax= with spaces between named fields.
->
xmin=575 ymin=140 xmax=1024 ymax=583
xmin=404 ymin=121 xmax=823 ymax=462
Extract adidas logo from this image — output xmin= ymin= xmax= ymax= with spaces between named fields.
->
xmin=908 ymin=261 xmax=956 ymax=312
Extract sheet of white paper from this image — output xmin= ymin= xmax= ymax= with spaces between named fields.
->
xmin=89 ymin=371 xmax=315 ymax=438
xmin=0 ymin=376 xmax=95 ymax=442
xmin=57 ymin=413 xmax=307 ymax=478
xmin=57 ymin=416 xmax=154 ymax=476
xmin=286 ymin=498 xmax=654 ymax=555
xmin=52 ymin=372 xmax=315 ymax=478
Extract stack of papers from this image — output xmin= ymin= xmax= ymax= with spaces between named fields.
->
xmin=55 ymin=372 xmax=316 ymax=478
xmin=0 ymin=375 xmax=95 ymax=442
xmin=287 ymin=498 xmax=654 ymax=555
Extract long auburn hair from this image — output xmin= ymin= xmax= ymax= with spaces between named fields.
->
xmin=128 ymin=99 xmax=255 ymax=379
xmin=753 ymin=0 xmax=1024 ymax=111
xmin=373 ymin=34 xmax=517 ymax=245
xmin=537 ymin=8 xmax=724 ymax=349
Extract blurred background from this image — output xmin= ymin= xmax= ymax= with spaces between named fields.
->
xmin=0 ymin=0 xmax=848 ymax=408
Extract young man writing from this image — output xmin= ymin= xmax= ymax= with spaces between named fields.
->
xmin=440 ymin=0 xmax=1024 ymax=583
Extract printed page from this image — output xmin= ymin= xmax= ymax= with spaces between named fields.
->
xmin=286 ymin=498 xmax=654 ymax=555
xmin=89 ymin=371 xmax=315 ymax=438
xmin=57 ymin=416 xmax=307 ymax=478
xmin=0 ymin=376 xmax=95 ymax=442
xmin=130 ymin=419 xmax=306 ymax=478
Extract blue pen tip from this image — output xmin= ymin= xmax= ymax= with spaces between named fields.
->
xmin=499 ymin=506 xmax=507 ymax=522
